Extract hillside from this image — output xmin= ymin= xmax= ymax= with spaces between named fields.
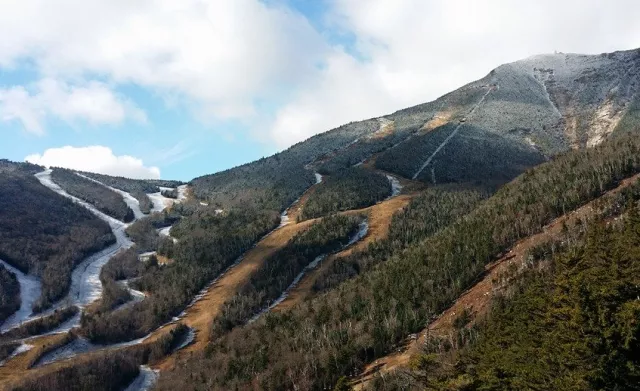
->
xmin=1 ymin=47 xmax=639 ymax=391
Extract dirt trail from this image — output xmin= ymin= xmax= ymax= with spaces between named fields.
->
xmin=0 ymin=333 xmax=70 ymax=386
xmin=274 ymin=194 xmax=414 ymax=312
xmin=153 ymin=218 xmax=318 ymax=370
xmin=352 ymin=173 xmax=640 ymax=390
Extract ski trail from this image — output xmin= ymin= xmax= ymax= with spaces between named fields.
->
xmin=148 ymin=186 xmax=185 ymax=214
xmin=1 ymin=169 xmax=135 ymax=332
xmin=76 ymin=173 xmax=145 ymax=219
xmin=0 ymin=260 xmax=42 ymax=333
xmin=279 ymin=172 xmax=323 ymax=228
xmin=386 ymin=175 xmax=402 ymax=198
xmin=412 ymin=87 xmax=494 ymax=180
xmin=248 ymin=219 xmax=369 ymax=324
xmin=124 ymin=366 xmax=159 ymax=391
xmin=23 ymin=169 xmax=135 ymax=330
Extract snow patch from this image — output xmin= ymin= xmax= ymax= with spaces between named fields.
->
xmin=0 ymin=343 xmax=33 ymax=367
xmin=124 ymin=366 xmax=159 ymax=391
xmin=386 ymin=175 xmax=402 ymax=198
xmin=172 ymin=327 xmax=195 ymax=353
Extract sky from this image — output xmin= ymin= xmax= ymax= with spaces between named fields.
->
xmin=1 ymin=0 xmax=640 ymax=180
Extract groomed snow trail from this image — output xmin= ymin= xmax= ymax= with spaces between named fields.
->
xmin=412 ymin=87 xmax=494 ymax=180
xmin=76 ymin=173 xmax=145 ymax=219
xmin=0 ymin=343 xmax=33 ymax=367
xmin=386 ymin=175 xmax=403 ymax=198
xmin=279 ymin=172 xmax=323 ymax=228
xmin=0 ymin=260 xmax=42 ymax=333
xmin=124 ymin=366 xmax=159 ymax=391
xmin=249 ymin=219 xmax=369 ymax=323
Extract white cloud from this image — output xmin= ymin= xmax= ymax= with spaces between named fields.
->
xmin=0 ymin=0 xmax=328 ymax=122
xmin=2 ymin=0 xmax=640 ymax=148
xmin=267 ymin=0 xmax=640 ymax=146
xmin=25 ymin=146 xmax=160 ymax=179
xmin=0 ymin=78 xmax=146 ymax=134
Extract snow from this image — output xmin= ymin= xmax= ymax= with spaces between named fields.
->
xmin=35 ymin=169 xmax=124 ymax=229
xmin=249 ymin=219 xmax=369 ymax=323
xmin=35 ymin=332 xmax=152 ymax=367
xmin=26 ymin=169 xmax=135 ymax=330
xmin=172 ymin=327 xmax=195 ymax=353
xmin=124 ymin=366 xmax=159 ymax=391
xmin=278 ymin=172 xmax=323 ymax=228
xmin=0 ymin=260 xmax=42 ymax=333
xmin=148 ymin=185 xmax=188 ymax=213
xmin=386 ymin=175 xmax=403 ymax=198
xmin=35 ymin=336 xmax=96 ymax=367
xmin=112 ymin=280 xmax=146 ymax=312
xmin=157 ymin=226 xmax=177 ymax=244
xmin=76 ymin=173 xmax=145 ymax=219
xmin=0 ymin=343 xmax=33 ymax=367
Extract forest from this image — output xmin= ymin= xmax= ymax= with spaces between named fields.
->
xmin=212 ymin=214 xmax=364 ymax=336
xmin=0 ymin=265 xmax=20 ymax=325
xmin=373 ymin=202 xmax=640 ymax=390
xmin=313 ymin=187 xmax=486 ymax=293
xmin=94 ymin=247 xmax=156 ymax=314
xmin=189 ymin=119 xmax=380 ymax=213
xmin=51 ymin=168 xmax=134 ymax=222
xmin=154 ymin=134 xmax=640 ymax=390
xmin=0 ymin=306 xmax=79 ymax=341
xmin=80 ymin=207 xmax=279 ymax=343
xmin=0 ymin=162 xmax=115 ymax=312
xmin=375 ymin=124 xmax=455 ymax=178
xmin=80 ymin=171 xmax=183 ymax=214
xmin=374 ymin=123 xmax=545 ymax=190
xmin=300 ymin=168 xmax=391 ymax=220
xmin=12 ymin=323 xmax=190 ymax=391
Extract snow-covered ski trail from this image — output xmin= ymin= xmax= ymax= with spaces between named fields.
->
xmin=0 ymin=260 xmax=42 ymax=333
xmin=124 ymin=366 xmax=159 ymax=391
xmin=248 ymin=219 xmax=369 ymax=323
xmin=412 ymin=87 xmax=494 ymax=180
xmin=76 ymin=173 xmax=145 ymax=219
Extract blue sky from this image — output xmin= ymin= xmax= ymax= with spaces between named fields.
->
xmin=2 ymin=0 xmax=640 ymax=180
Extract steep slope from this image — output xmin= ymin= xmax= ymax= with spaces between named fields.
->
xmin=2 ymin=47 xmax=640 ymax=391
xmin=190 ymin=48 xmax=640 ymax=212
xmin=153 ymin=134 xmax=640 ymax=390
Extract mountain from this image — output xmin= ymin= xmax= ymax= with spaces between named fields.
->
xmin=192 ymin=48 xmax=640 ymax=206
xmin=1 ymin=47 xmax=639 ymax=391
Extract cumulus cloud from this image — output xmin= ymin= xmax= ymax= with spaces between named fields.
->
xmin=0 ymin=0 xmax=328 ymax=122
xmin=2 ymin=0 xmax=640 ymax=148
xmin=0 ymin=78 xmax=146 ymax=134
xmin=267 ymin=0 xmax=640 ymax=146
xmin=25 ymin=146 xmax=160 ymax=179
